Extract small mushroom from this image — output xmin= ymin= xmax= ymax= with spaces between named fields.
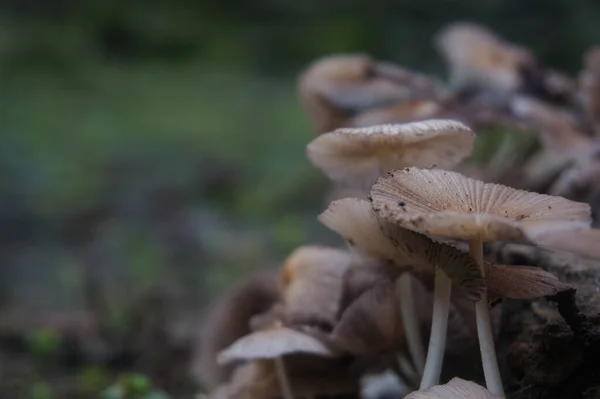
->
xmin=319 ymin=197 xmax=484 ymax=382
xmin=371 ymin=167 xmax=590 ymax=395
xmin=279 ymin=245 xmax=352 ymax=329
xmin=435 ymin=22 xmax=535 ymax=98
xmin=405 ymin=377 xmax=502 ymax=399
xmin=194 ymin=268 xmax=280 ymax=386
xmin=306 ymin=120 xmax=475 ymax=190
xmin=298 ymin=54 xmax=418 ymax=134
xmin=218 ymin=324 xmax=334 ymax=399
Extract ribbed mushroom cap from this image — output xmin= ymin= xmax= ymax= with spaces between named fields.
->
xmin=217 ymin=325 xmax=333 ymax=365
xmin=318 ymin=198 xmax=484 ymax=300
xmin=371 ymin=167 xmax=592 ymax=242
xmin=280 ymin=245 xmax=352 ymax=327
xmin=405 ymin=377 xmax=502 ymax=399
xmin=485 ymin=264 xmax=571 ymax=300
xmin=307 ymin=120 xmax=475 ymax=189
xmin=526 ymin=226 xmax=600 ymax=261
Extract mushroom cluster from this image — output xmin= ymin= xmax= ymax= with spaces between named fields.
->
xmin=198 ymin=21 xmax=600 ymax=399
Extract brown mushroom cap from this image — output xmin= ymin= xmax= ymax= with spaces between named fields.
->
xmin=306 ymin=120 xmax=475 ymax=189
xmin=318 ymin=198 xmax=484 ymax=300
xmin=280 ymin=245 xmax=352 ymax=327
xmin=371 ymin=167 xmax=592 ymax=242
xmin=330 ymin=282 xmax=405 ymax=355
xmin=526 ymin=226 xmax=600 ymax=260
xmin=485 ymin=264 xmax=571 ymax=300
xmin=405 ymin=377 xmax=502 ymax=399
xmin=217 ymin=325 xmax=333 ymax=365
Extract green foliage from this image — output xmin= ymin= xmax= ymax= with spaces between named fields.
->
xmin=100 ymin=373 xmax=170 ymax=399
xmin=27 ymin=329 xmax=62 ymax=358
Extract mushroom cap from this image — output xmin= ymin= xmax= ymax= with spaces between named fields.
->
xmin=485 ymin=264 xmax=571 ymax=300
xmin=217 ymin=325 xmax=333 ymax=365
xmin=371 ymin=167 xmax=592 ymax=242
xmin=318 ymin=198 xmax=484 ymax=300
xmin=330 ymin=282 xmax=405 ymax=355
xmin=306 ymin=120 xmax=475 ymax=189
xmin=280 ymin=245 xmax=352 ymax=327
xmin=526 ymin=226 xmax=600 ymax=261
xmin=405 ymin=377 xmax=502 ymax=399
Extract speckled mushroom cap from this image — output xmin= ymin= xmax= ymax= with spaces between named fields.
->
xmin=318 ymin=198 xmax=484 ymax=300
xmin=306 ymin=120 xmax=475 ymax=189
xmin=405 ymin=377 xmax=503 ymax=399
xmin=217 ymin=325 xmax=333 ymax=365
xmin=370 ymin=167 xmax=592 ymax=242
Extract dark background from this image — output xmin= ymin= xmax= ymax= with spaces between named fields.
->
xmin=1 ymin=1 xmax=599 ymax=397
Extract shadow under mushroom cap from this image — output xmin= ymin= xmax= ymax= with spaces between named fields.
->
xmin=371 ymin=167 xmax=592 ymax=241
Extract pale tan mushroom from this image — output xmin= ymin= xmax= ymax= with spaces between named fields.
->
xmin=371 ymin=167 xmax=590 ymax=395
xmin=526 ymin=226 xmax=600 ymax=261
xmin=217 ymin=324 xmax=334 ymax=399
xmin=405 ymin=377 xmax=502 ymax=399
xmin=298 ymin=54 xmax=420 ymax=134
xmin=319 ymin=197 xmax=484 ymax=382
xmin=435 ymin=22 xmax=535 ymax=97
xmin=194 ymin=269 xmax=280 ymax=386
xmin=307 ymin=120 xmax=475 ymax=190
xmin=279 ymin=245 xmax=352 ymax=328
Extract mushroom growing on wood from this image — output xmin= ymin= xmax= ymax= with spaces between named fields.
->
xmin=298 ymin=54 xmax=421 ymax=134
xmin=371 ymin=167 xmax=591 ymax=395
xmin=306 ymin=120 xmax=475 ymax=190
xmin=217 ymin=324 xmax=334 ymax=399
xmin=319 ymin=198 xmax=485 ymax=384
xmin=278 ymin=245 xmax=352 ymax=329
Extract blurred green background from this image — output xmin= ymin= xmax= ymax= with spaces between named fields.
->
xmin=1 ymin=1 xmax=600 ymax=397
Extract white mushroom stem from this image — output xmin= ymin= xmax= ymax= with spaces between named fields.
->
xmin=469 ymin=236 xmax=505 ymax=397
xmin=275 ymin=357 xmax=295 ymax=399
xmin=419 ymin=269 xmax=452 ymax=389
xmin=398 ymin=272 xmax=426 ymax=375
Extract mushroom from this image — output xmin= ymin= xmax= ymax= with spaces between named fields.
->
xmin=510 ymin=96 xmax=600 ymax=201
xmin=435 ymin=22 xmax=575 ymax=104
xmin=434 ymin=22 xmax=535 ymax=99
xmin=298 ymin=54 xmax=421 ymax=134
xmin=526 ymin=225 xmax=600 ymax=261
xmin=194 ymin=268 xmax=280 ymax=386
xmin=371 ymin=167 xmax=591 ymax=395
xmin=279 ymin=245 xmax=352 ymax=329
xmin=318 ymin=198 xmax=485 ymax=383
xmin=217 ymin=324 xmax=334 ymax=399
xmin=306 ymin=120 xmax=476 ymax=191
xmin=404 ymin=377 xmax=502 ymax=399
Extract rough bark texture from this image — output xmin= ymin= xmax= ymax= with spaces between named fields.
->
xmin=488 ymin=243 xmax=600 ymax=399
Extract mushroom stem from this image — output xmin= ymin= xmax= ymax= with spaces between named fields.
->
xmin=396 ymin=353 xmax=420 ymax=388
xmin=419 ymin=269 xmax=452 ymax=389
xmin=274 ymin=357 xmax=295 ymax=399
xmin=469 ymin=236 xmax=505 ymax=397
xmin=398 ymin=273 xmax=426 ymax=375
